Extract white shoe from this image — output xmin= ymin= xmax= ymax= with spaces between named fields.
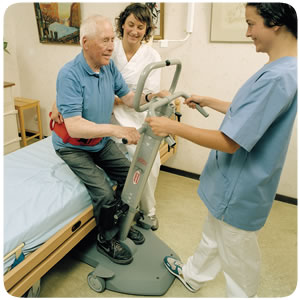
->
xmin=164 ymin=256 xmax=197 ymax=292
xmin=149 ymin=215 xmax=159 ymax=231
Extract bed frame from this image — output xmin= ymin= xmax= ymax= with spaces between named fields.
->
xmin=4 ymin=205 xmax=95 ymax=297
xmin=4 ymin=100 xmax=180 ymax=297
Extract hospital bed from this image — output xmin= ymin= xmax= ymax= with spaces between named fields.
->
xmin=3 ymin=136 xmax=95 ymax=296
xmin=3 ymin=99 xmax=180 ymax=297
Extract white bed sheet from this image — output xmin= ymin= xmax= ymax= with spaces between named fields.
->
xmin=4 ymin=137 xmax=92 ymax=272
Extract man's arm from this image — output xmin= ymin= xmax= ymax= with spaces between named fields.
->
xmin=51 ymin=101 xmax=140 ymax=144
xmin=64 ymin=116 xmax=140 ymax=145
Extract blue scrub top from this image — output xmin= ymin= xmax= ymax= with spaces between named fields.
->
xmin=52 ymin=51 xmax=130 ymax=152
xmin=198 ymin=57 xmax=297 ymax=231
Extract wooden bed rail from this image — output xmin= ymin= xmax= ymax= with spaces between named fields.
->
xmin=4 ymin=205 xmax=95 ymax=297
xmin=4 ymin=243 xmax=25 ymax=262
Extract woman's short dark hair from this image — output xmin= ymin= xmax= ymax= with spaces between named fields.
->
xmin=246 ymin=3 xmax=297 ymax=39
xmin=115 ymin=3 xmax=155 ymax=43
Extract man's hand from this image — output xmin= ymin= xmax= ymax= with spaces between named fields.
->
xmin=116 ymin=126 xmax=141 ymax=145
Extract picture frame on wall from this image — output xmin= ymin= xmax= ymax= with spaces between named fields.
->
xmin=210 ymin=3 xmax=251 ymax=43
xmin=146 ymin=3 xmax=164 ymax=40
xmin=34 ymin=3 xmax=80 ymax=44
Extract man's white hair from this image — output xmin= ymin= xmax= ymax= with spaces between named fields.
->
xmin=80 ymin=15 xmax=111 ymax=46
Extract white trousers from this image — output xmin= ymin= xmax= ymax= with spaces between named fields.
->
xmin=182 ymin=212 xmax=261 ymax=297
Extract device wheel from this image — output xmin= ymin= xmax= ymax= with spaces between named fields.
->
xmin=87 ymin=272 xmax=106 ymax=293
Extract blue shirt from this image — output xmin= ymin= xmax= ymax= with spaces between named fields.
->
xmin=52 ymin=51 xmax=130 ymax=151
xmin=198 ymin=57 xmax=297 ymax=231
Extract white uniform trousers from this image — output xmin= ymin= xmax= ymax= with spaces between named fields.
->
xmin=182 ymin=212 xmax=261 ymax=297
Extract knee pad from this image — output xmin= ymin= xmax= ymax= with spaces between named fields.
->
xmin=99 ymin=200 xmax=129 ymax=231
xmin=99 ymin=202 xmax=118 ymax=231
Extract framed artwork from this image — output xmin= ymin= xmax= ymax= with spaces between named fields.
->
xmin=210 ymin=3 xmax=251 ymax=43
xmin=34 ymin=3 xmax=80 ymax=44
xmin=146 ymin=3 xmax=164 ymax=40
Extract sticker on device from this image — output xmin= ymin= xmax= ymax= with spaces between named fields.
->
xmin=133 ymin=170 xmax=141 ymax=185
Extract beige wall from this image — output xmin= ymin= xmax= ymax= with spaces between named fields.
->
xmin=3 ymin=2 xmax=297 ymax=198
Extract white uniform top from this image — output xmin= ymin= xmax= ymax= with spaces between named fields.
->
xmin=111 ymin=39 xmax=162 ymax=216
xmin=112 ymin=38 xmax=161 ymax=131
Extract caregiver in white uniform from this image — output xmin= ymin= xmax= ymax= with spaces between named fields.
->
xmin=112 ymin=3 xmax=161 ymax=230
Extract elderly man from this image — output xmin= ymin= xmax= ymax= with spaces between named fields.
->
xmin=51 ymin=15 xmax=166 ymax=265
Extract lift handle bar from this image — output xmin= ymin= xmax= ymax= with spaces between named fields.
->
xmin=122 ymin=60 xmax=209 ymax=144
xmin=133 ymin=59 xmax=182 ymax=112
xmin=149 ymin=91 xmax=209 ymax=118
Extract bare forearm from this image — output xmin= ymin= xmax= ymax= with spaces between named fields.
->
xmin=203 ymin=97 xmax=231 ymax=114
xmin=172 ymin=122 xmax=239 ymax=153
xmin=185 ymin=95 xmax=231 ymax=114
xmin=65 ymin=116 xmax=125 ymax=139
xmin=147 ymin=117 xmax=240 ymax=154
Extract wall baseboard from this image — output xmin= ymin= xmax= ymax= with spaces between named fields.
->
xmin=160 ymin=165 xmax=297 ymax=205
xmin=274 ymin=194 xmax=297 ymax=205
xmin=160 ymin=165 xmax=200 ymax=180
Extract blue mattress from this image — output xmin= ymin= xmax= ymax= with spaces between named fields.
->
xmin=3 ymin=137 xmax=92 ymax=272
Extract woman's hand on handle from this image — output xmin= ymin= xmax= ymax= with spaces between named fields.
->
xmin=184 ymin=95 xmax=207 ymax=109
xmin=185 ymin=95 xmax=231 ymax=114
xmin=145 ymin=116 xmax=175 ymax=136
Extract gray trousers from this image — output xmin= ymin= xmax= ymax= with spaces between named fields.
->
xmin=56 ymin=139 xmax=130 ymax=240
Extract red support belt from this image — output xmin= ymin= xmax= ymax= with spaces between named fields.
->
xmin=49 ymin=112 xmax=102 ymax=146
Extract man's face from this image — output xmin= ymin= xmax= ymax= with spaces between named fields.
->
xmin=83 ymin=21 xmax=115 ymax=69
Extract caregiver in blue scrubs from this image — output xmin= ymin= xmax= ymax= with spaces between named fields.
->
xmin=146 ymin=3 xmax=297 ymax=297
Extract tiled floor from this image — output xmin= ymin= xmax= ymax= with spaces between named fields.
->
xmin=38 ymin=171 xmax=297 ymax=298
